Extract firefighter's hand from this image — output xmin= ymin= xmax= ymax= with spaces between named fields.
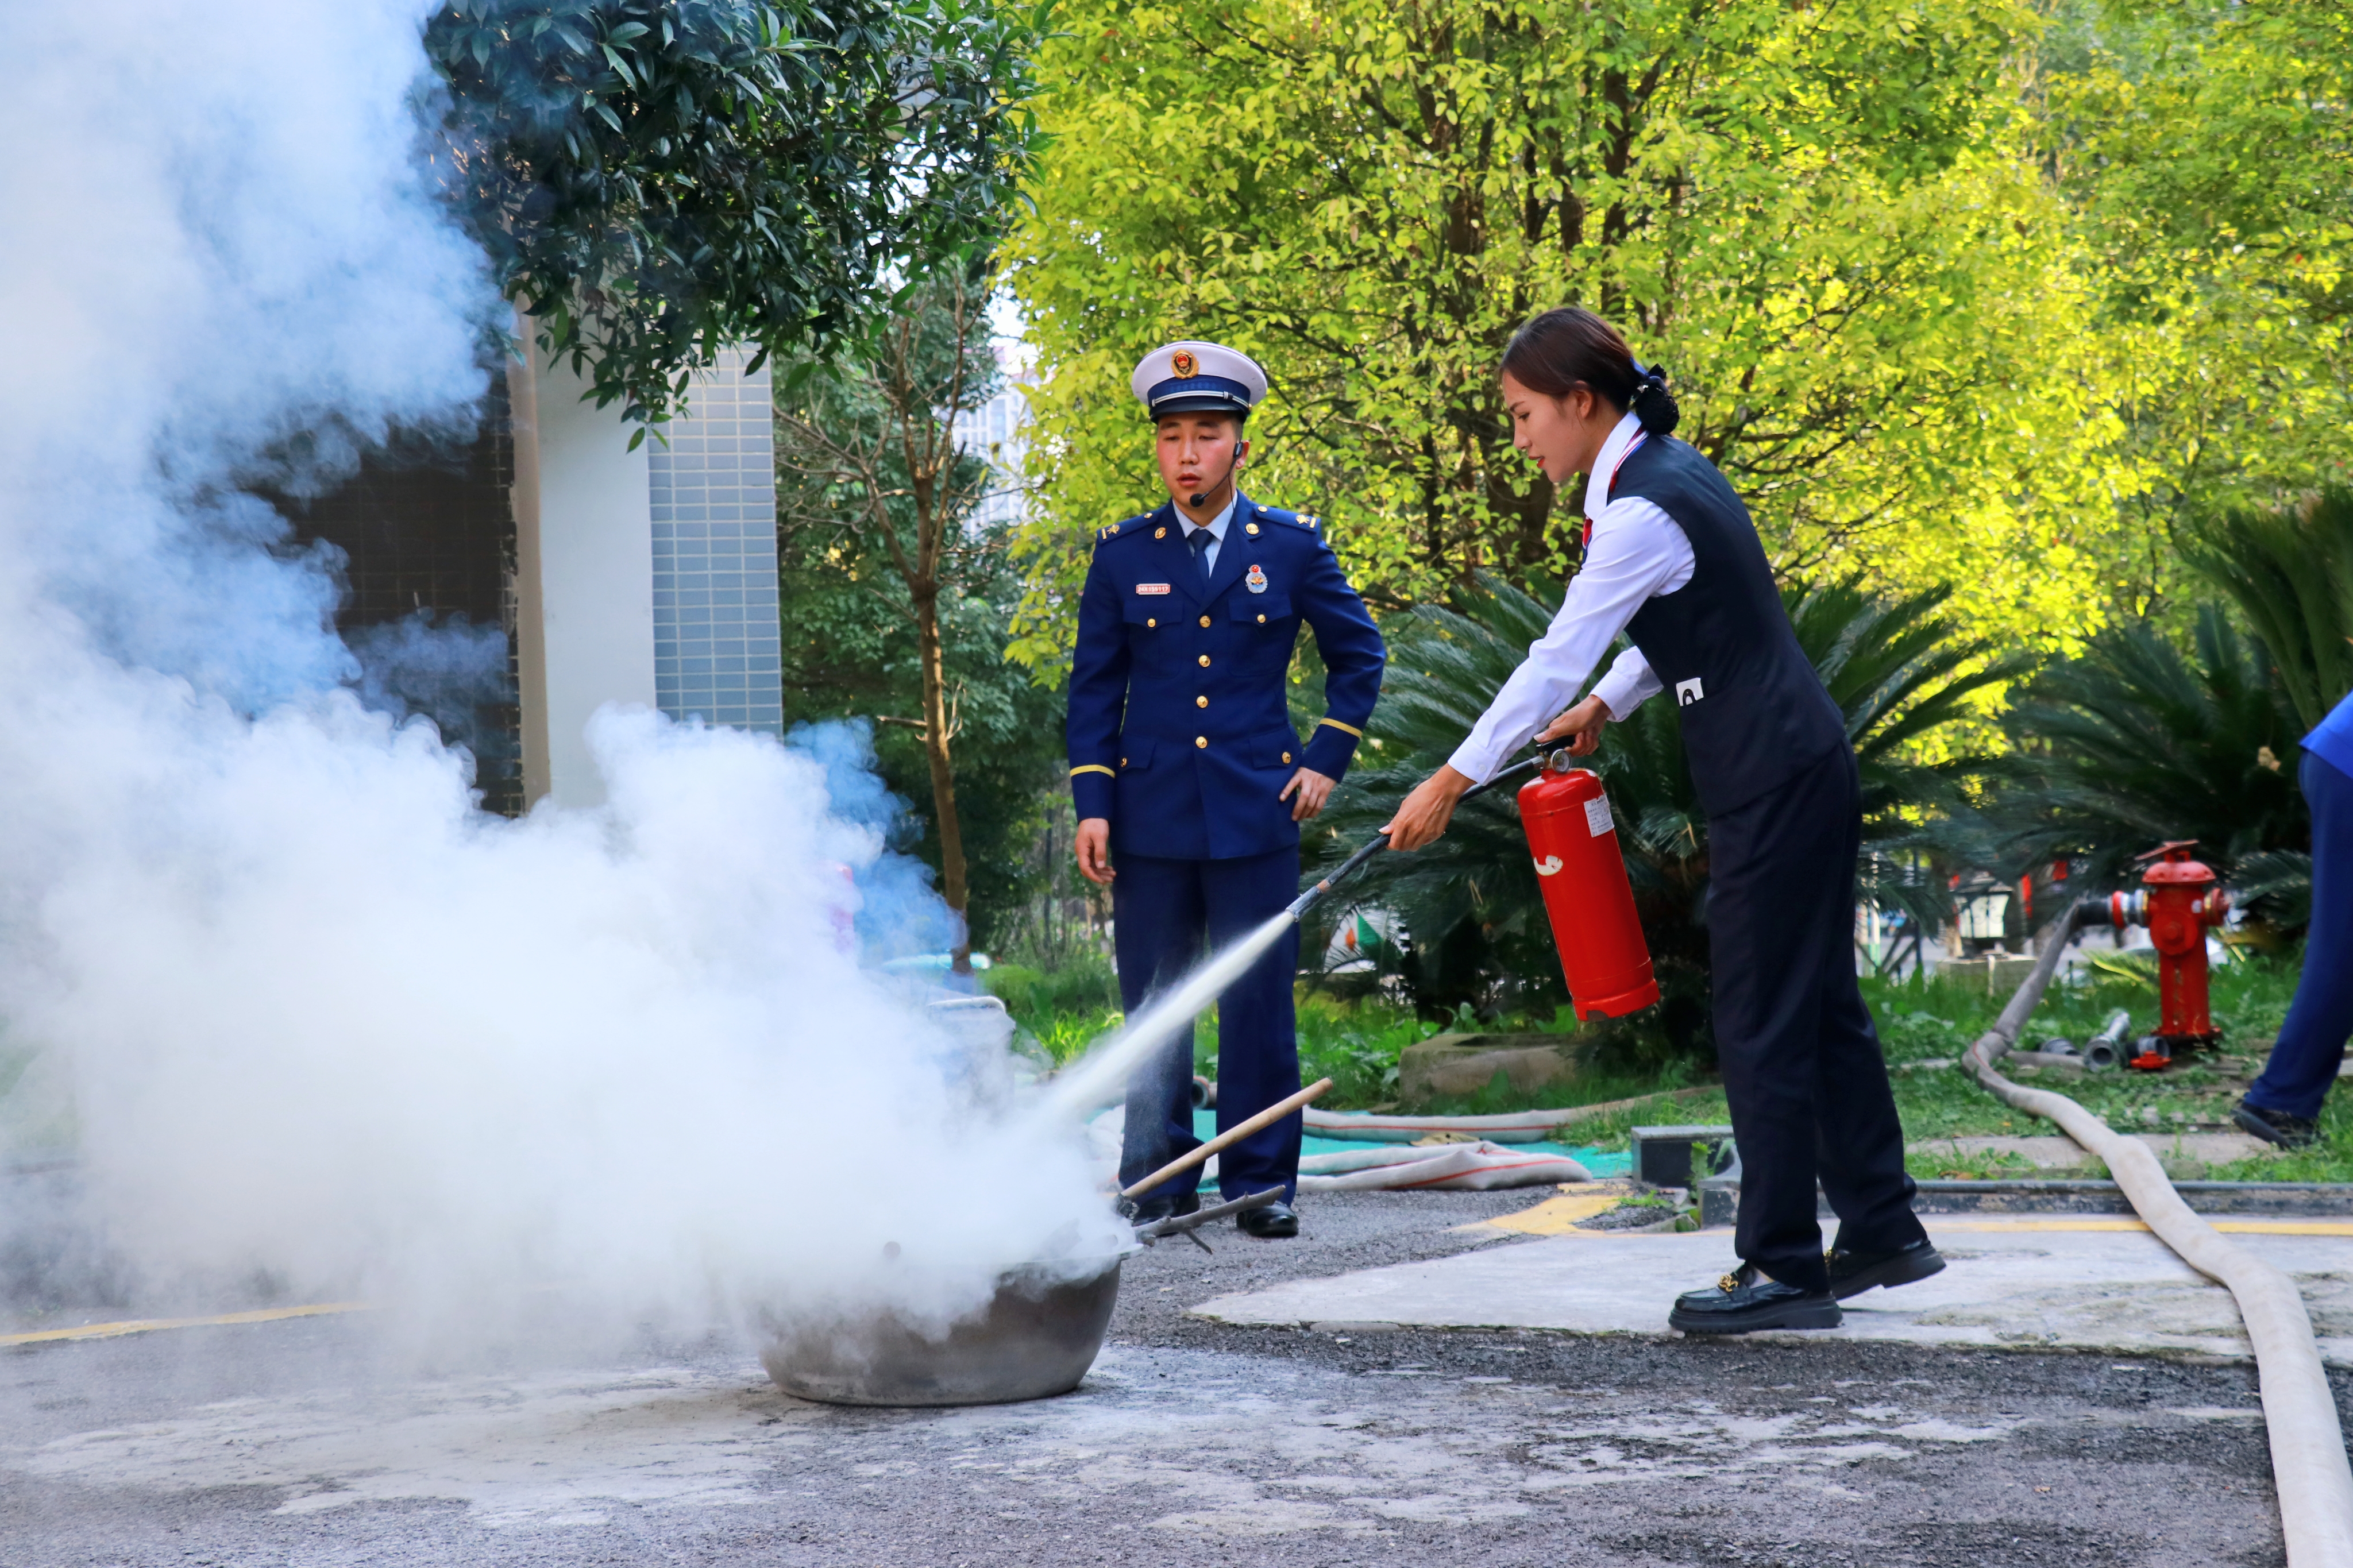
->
xmin=1075 ymin=817 xmax=1114 ymax=886
xmin=1536 ymin=695 xmax=1611 ymax=757
xmin=1383 ymin=765 xmax=1475 ymax=851
xmin=1279 ymin=766 xmax=1336 ymax=821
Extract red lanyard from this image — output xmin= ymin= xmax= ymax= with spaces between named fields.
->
xmin=1581 ymin=432 xmax=1648 ymax=554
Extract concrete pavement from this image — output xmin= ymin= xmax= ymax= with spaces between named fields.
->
xmin=1 ymin=1190 xmax=2317 ymax=1565
xmin=1195 ymin=1208 xmax=2353 ymax=1365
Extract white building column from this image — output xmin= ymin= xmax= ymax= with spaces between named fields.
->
xmin=507 ymin=346 xmax=657 ymax=809
xmin=506 ymin=340 xmax=782 ymax=810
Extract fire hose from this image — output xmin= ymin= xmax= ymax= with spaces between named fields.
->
xmin=1967 ymin=898 xmax=2353 ymax=1566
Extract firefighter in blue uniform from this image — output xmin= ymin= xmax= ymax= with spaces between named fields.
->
xmin=1069 ymin=340 xmax=1386 ymax=1237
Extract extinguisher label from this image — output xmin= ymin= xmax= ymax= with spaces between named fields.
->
xmin=1585 ymin=796 xmax=1614 ymax=837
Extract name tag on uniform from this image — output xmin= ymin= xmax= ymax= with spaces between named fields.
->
xmin=1136 ymin=583 xmax=1171 ymax=596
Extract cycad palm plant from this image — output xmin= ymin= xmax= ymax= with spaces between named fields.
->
xmin=1999 ymin=605 xmax=2308 ymax=910
xmin=2159 ymin=487 xmax=2353 ymax=929
xmin=1310 ymin=572 xmax=2022 ymax=1052
xmin=2181 ymin=488 xmax=2353 ymax=735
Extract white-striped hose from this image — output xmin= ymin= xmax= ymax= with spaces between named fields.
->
xmin=1963 ymin=903 xmax=2353 ymax=1567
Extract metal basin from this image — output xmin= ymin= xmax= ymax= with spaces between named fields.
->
xmin=761 ymin=1250 xmax=1128 ymax=1407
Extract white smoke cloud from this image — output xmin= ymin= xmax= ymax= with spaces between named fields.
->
xmin=0 ymin=0 xmax=1113 ymax=1346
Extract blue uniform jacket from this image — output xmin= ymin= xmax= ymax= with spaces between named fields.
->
xmin=1067 ymin=492 xmax=1386 ymax=860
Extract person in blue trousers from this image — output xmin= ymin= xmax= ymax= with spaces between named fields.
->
xmin=2237 ymin=689 xmax=2353 ymax=1148
xmin=1067 ymin=340 xmax=1386 ymax=1237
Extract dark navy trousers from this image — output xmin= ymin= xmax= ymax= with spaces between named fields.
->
xmin=1708 ymin=747 xmax=1927 ymax=1292
xmin=1113 ymin=847 xmax=1302 ymax=1203
xmin=2247 ymin=752 xmax=2353 ymax=1120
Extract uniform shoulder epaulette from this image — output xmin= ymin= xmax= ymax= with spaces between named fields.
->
xmin=1094 ymin=513 xmax=1154 ymax=546
xmin=1252 ymin=505 xmax=1322 ymax=535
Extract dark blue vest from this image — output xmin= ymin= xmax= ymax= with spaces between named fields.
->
xmin=1615 ymin=438 xmax=1845 ymax=816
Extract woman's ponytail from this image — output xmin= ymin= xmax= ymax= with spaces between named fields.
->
xmin=1500 ymin=307 xmax=1677 ymax=436
xmin=1627 ymin=361 xmax=1680 ymax=437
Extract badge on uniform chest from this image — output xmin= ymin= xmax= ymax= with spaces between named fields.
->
xmin=1245 ymin=565 xmax=1268 ymax=594
xmin=1135 ymin=583 xmax=1171 ymax=596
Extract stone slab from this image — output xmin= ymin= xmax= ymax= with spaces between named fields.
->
xmin=1398 ymin=1034 xmax=1593 ymax=1102
xmin=1933 ymin=954 xmax=2039 ymax=992
xmin=1193 ymin=1217 xmax=2353 ymax=1365
xmin=1910 ymin=1131 xmax=2276 ymax=1173
xmin=1913 ymin=1179 xmax=2353 ymax=1216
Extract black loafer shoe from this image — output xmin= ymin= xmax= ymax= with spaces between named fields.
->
xmin=1826 ymin=1239 xmax=1946 ymax=1300
xmin=2235 ymin=1098 xmax=2320 ymax=1149
xmin=1668 ymin=1265 xmax=1840 ymax=1335
xmin=1123 ymin=1190 xmax=1203 ymax=1227
xmin=1237 ymin=1199 xmax=1299 ymax=1238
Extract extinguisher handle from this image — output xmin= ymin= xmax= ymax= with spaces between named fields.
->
xmin=1283 ymin=753 xmax=1554 ymax=922
xmin=1459 ymin=751 xmax=1556 ymax=804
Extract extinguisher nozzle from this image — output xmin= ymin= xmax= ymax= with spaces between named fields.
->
xmin=1287 ymin=752 xmax=1552 ymax=925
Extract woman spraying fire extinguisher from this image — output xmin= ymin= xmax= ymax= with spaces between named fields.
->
xmin=1383 ymin=307 xmax=1941 ymax=1335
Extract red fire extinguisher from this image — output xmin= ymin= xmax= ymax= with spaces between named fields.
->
xmin=1518 ymin=762 xmax=1661 ymax=1019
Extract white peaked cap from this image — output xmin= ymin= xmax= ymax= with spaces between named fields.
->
xmin=1129 ymin=340 xmax=1268 ymax=418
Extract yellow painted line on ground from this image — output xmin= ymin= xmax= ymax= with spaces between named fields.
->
xmin=1 ymin=1301 xmax=367 ymax=1347
xmin=1461 ymin=1185 xmax=1631 ymax=1236
xmin=1928 ymin=1217 xmax=2353 ymax=1237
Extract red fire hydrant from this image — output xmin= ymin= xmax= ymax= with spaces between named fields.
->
xmin=2108 ymin=841 xmax=2229 ymax=1068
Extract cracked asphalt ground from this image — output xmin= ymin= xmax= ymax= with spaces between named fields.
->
xmin=1 ymin=1190 xmax=2327 ymax=1566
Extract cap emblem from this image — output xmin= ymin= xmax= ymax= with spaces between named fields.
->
xmin=1170 ymin=349 xmax=1198 ymax=378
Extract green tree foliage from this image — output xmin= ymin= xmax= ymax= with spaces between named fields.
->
xmin=2183 ymin=487 xmax=2353 ymax=733
xmin=1004 ymin=0 xmax=2130 ymax=675
xmin=425 ymin=0 xmax=1047 ymax=427
xmin=2035 ymin=0 xmax=2353 ymax=614
xmin=1310 ymin=573 xmax=2013 ymax=1048
xmin=1999 ymin=605 xmax=2309 ymax=905
xmin=774 ymin=272 xmax=1062 ymax=959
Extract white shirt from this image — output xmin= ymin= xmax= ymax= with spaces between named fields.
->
xmin=1178 ymin=494 xmax=1237 ymax=576
xmin=1446 ymin=412 xmax=1696 ymax=783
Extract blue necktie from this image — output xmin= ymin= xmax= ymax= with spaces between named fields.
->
xmin=1189 ymin=527 xmax=1214 ymax=584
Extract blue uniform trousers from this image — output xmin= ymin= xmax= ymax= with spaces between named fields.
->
xmin=1709 ymin=746 xmax=1927 ymax=1292
xmin=1114 ymin=848 xmax=1302 ymax=1203
xmin=2246 ymin=752 xmax=2353 ymax=1121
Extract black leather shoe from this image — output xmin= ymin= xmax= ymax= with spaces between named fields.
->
xmin=1123 ymin=1190 xmax=1202 ymax=1227
xmin=1237 ymin=1199 xmax=1298 ymax=1238
xmin=1826 ymin=1239 xmax=1946 ymax=1300
xmin=1668 ymin=1265 xmax=1840 ymax=1334
xmin=2236 ymin=1098 xmax=2320 ymax=1149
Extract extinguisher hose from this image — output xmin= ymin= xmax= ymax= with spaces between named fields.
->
xmin=1283 ymin=751 xmax=1558 ymax=923
xmin=1965 ymin=898 xmax=2353 ymax=1566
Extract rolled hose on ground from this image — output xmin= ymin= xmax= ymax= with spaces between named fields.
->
xmin=1963 ymin=898 xmax=2353 ymax=1565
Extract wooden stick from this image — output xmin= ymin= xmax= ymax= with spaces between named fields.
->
xmin=1121 ymin=1077 xmax=1334 ymax=1199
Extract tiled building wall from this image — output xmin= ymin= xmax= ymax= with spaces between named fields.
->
xmin=648 ymin=351 xmax=782 ymax=733
xmin=272 ymin=376 xmax=525 ymax=817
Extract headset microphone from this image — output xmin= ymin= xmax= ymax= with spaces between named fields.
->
xmin=1189 ymin=431 xmax=1246 ymax=509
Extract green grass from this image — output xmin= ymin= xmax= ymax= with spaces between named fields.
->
xmin=1862 ymin=952 xmax=2313 ymax=1176
xmin=989 ymin=945 xmax=2353 ymax=1176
